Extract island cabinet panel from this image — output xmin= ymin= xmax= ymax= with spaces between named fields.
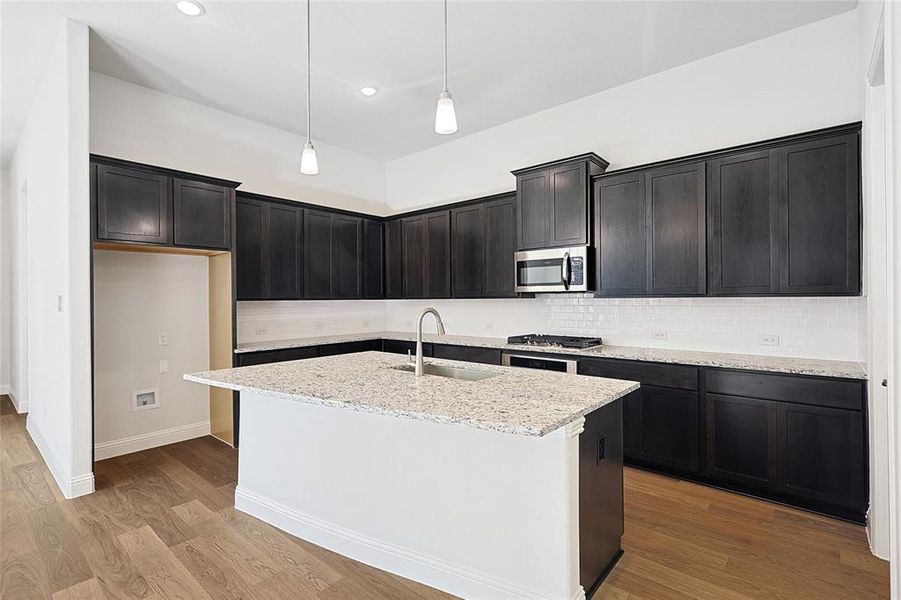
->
xmin=384 ymin=218 xmax=404 ymax=299
xmin=777 ymin=132 xmax=860 ymax=295
xmin=402 ymin=215 xmax=425 ymax=298
xmin=362 ymin=218 xmax=384 ymax=298
xmin=451 ymin=204 xmax=485 ymax=297
xmin=595 ymin=173 xmax=648 ymax=296
xmin=432 ymin=344 xmax=502 ymax=365
xmin=235 ymin=199 xmax=267 ymax=300
xmin=707 ymin=150 xmax=778 ymax=295
xmin=172 ymin=178 xmax=232 ymax=250
xmin=482 ymin=195 xmax=517 ymax=297
xmin=646 ymin=161 xmax=706 ymax=295
xmin=424 ymin=211 xmax=452 ymax=298
xmin=705 ymin=393 xmax=778 ymax=488
xmin=96 ymin=163 xmax=171 ymax=245
xmin=777 ymin=402 xmax=865 ymax=509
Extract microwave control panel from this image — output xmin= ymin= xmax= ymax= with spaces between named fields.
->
xmin=571 ymin=257 xmax=584 ymax=284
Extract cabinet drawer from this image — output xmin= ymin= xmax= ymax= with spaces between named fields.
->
xmin=236 ymin=346 xmax=318 ymax=366
xmin=381 ymin=339 xmax=433 ymax=357
xmin=578 ymin=358 xmax=697 ymax=390
xmin=432 ymin=344 xmax=502 ymax=365
xmin=317 ymin=339 xmax=381 ymax=357
xmin=705 ymin=369 xmax=864 ymax=411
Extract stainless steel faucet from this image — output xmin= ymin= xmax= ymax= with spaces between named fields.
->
xmin=415 ymin=307 xmax=446 ymax=376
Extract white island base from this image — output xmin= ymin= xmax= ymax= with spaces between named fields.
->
xmin=235 ymin=389 xmax=611 ymax=600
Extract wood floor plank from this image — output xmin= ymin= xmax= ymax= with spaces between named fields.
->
xmin=1 ymin=432 xmax=37 ymax=466
xmin=79 ymin=529 xmax=153 ymax=600
xmin=13 ymin=461 xmax=57 ymax=507
xmin=114 ymin=484 xmax=194 ymax=547
xmin=118 ymin=525 xmax=212 ymax=600
xmin=26 ymin=504 xmax=95 ymax=593
xmin=1 ymin=550 xmax=53 ymax=600
xmin=170 ymin=537 xmax=259 ymax=600
xmin=52 ymin=576 xmax=106 ymax=600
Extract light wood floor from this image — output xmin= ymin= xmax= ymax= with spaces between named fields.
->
xmin=0 ymin=395 xmax=890 ymax=599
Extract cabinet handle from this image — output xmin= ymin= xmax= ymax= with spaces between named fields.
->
xmin=561 ymin=252 xmax=571 ymax=290
xmin=882 ymin=379 xmax=888 ymax=387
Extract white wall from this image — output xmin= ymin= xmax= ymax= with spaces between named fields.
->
xmin=0 ymin=169 xmax=10 ymax=395
xmin=89 ymin=72 xmax=386 ymax=216
xmin=92 ymin=251 xmax=210 ymax=458
xmin=385 ymin=11 xmax=861 ymax=210
xmin=6 ymin=19 xmax=93 ymax=498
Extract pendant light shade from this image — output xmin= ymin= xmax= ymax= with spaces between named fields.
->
xmin=301 ymin=0 xmax=319 ymax=175
xmin=300 ymin=140 xmax=319 ymax=175
xmin=434 ymin=90 xmax=457 ymax=135
xmin=434 ymin=0 xmax=458 ymax=135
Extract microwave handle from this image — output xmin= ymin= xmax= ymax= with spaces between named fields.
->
xmin=561 ymin=252 xmax=571 ymax=290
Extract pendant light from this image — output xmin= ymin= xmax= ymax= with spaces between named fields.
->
xmin=300 ymin=0 xmax=319 ymax=175
xmin=434 ymin=0 xmax=458 ymax=135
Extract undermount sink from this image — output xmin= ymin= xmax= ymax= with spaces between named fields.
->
xmin=392 ymin=363 xmax=500 ymax=381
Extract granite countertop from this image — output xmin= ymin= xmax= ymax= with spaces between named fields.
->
xmin=185 ymin=352 xmax=639 ymax=437
xmin=234 ymin=331 xmax=867 ymax=380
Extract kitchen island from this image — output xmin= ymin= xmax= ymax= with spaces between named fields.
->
xmin=185 ymin=351 xmax=638 ymax=600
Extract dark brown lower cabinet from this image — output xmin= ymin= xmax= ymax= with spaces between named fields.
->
xmin=633 ymin=386 xmax=699 ymax=472
xmin=705 ymin=393 xmax=778 ymax=488
xmin=431 ymin=344 xmax=501 ymax=365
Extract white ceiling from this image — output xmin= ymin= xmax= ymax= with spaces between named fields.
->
xmin=2 ymin=0 xmax=857 ymax=164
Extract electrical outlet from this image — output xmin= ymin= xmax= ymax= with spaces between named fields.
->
xmin=651 ymin=330 xmax=668 ymax=341
xmin=158 ymin=331 xmax=168 ymax=346
xmin=255 ymin=326 xmax=267 ymax=336
xmin=759 ymin=334 xmax=780 ymax=346
xmin=159 ymin=360 xmax=169 ymax=374
xmin=362 ymin=320 xmax=370 ymax=329
xmin=485 ymin=323 xmax=495 ymax=331
xmin=314 ymin=322 xmax=324 ymax=330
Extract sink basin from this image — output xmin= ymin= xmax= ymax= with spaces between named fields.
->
xmin=392 ymin=363 xmax=499 ymax=381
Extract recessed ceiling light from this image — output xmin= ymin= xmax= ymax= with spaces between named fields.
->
xmin=359 ymin=86 xmax=379 ymax=97
xmin=175 ymin=0 xmax=205 ymax=17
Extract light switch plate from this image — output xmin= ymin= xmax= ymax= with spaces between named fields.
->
xmin=159 ymin=360 xmax=169 ymax=374
xmin=158 ymin=332 xmax=168 ymax=346
xmin=651 ymin=330 xmax=668 ymax=340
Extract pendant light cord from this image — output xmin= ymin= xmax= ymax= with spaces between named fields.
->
xmin=443 ymin=0 xmax=448 ymax=92
xmin=306 ymin=0 xmax=312 ymax=143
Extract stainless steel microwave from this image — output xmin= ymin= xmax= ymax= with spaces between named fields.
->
xmin=514 ymin=246 xmax=590 ymax=293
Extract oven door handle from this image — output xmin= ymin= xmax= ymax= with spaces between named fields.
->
xmin=561 ymin=252 xmax=571 ymax=290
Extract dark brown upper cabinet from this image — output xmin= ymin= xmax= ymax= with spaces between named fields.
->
xmin=235 ymin=196 xmax=303 ymax=301
xmin=595 ymin=173 xmax=647 ymax=296
xmin=303 ymin=209 xmax=362 ymax=300
xmin=777 ymin=132 xmax=860 ymax=295
xmin=92 ymin=155 xmax=238 ymax=251
xmin=424 ymin=211 xmax=452 ymax=298
xmin=707 ymin=150 xmax=779 ymax=295
xmin=362 ymin=218 xmax=385 ymax=299
xmin=95 ymin=163 xmax=171 ymax=245
xmin=402 ymin=215 xmax=425 ymax=298
xmin=384 ymin=218 xmax=404 ymax=299
xmin=482 ymin=194 xmax=517 ymax=297
xmin=513 ymin=154 xmax=609 ymax=250
xmin=173 ymin=178 xmax=231 ymax=250
xmin=451 ymin=204 xmax=484 ymax=298
xmin=594 ymin=162 xmax=706 ymax=296
xmin=646 ymin=162 xmax=707 ymax=296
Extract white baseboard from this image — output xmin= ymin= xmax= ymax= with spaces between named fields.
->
xmin=26 ymin=418 xmax=94 ymax=499
xmin=94 ymin=421 xmax=210 ymax=461
xmin=235 ymin=485 xmax=583 ymax=600
xmin=7 ymin=388 xmax=28 ymax=414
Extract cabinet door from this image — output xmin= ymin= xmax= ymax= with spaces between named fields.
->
xmin=635 ymin=385 xmax=699 ymax=472
xmin=707 ymin=151 xmax=778 ymax=295
xmin=173 ymin=178 xmax=231 ymax=249
xmin=483 ymin=195 xmax=517 ymax=297
xmin=777 ymin=403 xmax=865 ymax=509
xmin=549 ymin=161 xmax=588 ymax=246
xmin=705 ymin=393 xmax=778 ymax=488
xmin=424 ymin=211 xmax=451 ymax=298
xmin=267 ymin=203 xmax=302 ymax=300
xmin=235 ymin=199 xmax=266 ymax=300
xmin=452 ymin=204 xmax=484 ymax=297
xmin=363 ymin=219 xmax=384 ymax=299
xmin=304 ymin=210 xmax=333 ymax=299
xmin=96 ymin=164 xmax=171 ymax=244
xmin=646 ymin=162 xmax=706 ymax=295
xmin=595 ymin=173 xmax=647 ymax=296
xmin=777 ymin=133 xmax=860 ymax=295
xmin=385 ymin=219 xmax=404 ymax=299
xmin=517 ymin=169 xmax=550 ymax=249
xmin=402 ymin=216 xmax=425 ymax=298
xmin=332 ymin=215 xmax=362 ymax=299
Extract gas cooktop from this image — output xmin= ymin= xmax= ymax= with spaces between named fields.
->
xmin=506 ymin=334 xmax=603 ymax=350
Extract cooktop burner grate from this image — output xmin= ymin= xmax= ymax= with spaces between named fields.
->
xmin=506 ymin=334 xmax=603 ymax=349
